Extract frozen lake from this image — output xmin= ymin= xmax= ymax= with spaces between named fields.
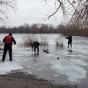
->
xmin=0 ymin=33 xmax=88 ymax=88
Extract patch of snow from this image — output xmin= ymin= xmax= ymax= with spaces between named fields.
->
xmin=0 ymin=61 xmax=23 ymax=75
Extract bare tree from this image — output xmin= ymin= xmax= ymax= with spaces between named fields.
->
xmin=0 ymin=0 xmax=16 ymax=21
xmin=44 ymin=0 xmax=88 ymax=28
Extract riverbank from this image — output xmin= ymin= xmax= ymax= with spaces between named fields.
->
xmin=0 ymin=71 xmax=77 ymax=88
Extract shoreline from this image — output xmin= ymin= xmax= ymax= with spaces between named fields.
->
xmin=0 ymin=71 xmax=77 ymax=88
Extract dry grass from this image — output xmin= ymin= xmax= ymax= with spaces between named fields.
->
xmin=19 ymin=35 xmax=48 ymax=47
xmin=0 ymin=40 xmax=4 ymax=50
xmin=19 ymin=34 xmax=64 ymax=47
xmin=19 ymin=35 xmax=38 ymax=47
xmin=55 ymin=35 xmax=63 ymax=47
xmin=0 ymin=41 xmax=4 ymax=45
xmin=40 ymin=36 xmax=48 ymax=46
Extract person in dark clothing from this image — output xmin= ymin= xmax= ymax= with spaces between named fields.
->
xmin=66 ymin=35 xmax=72 ymax=48
xmin=32 ymin=41 xmax=40 ymax=52
xmin=2 ymin=33 xmax=16 ymax=62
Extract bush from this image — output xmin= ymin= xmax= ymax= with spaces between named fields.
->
xmin=40 ymin=36 xmax=48 ymax=46
xmin=55 ymin=35 xmax=63 ymax=47
xmin=19 ymin=35 xmax=48 ymax=47
xmin=19 ymin=35 xmax=38 ymax=47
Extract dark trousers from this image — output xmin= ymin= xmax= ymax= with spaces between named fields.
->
xmin=68 ymin=42 xmax=72 ymax=48
xmin=2 ymin=45 xmax=12 ymax=61
xmin=34 ymin=46 xmax=39 ymax=52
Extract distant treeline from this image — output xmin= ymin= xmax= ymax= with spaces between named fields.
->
xmin=0 ymin=23 xmax=88 ymax=36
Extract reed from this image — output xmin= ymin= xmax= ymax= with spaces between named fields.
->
xmin=19 ymin=35 xmax=48 ymax=47
xmin=55 ymin=35 xmax=63 ymax=47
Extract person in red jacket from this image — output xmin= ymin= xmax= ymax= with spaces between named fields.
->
xmin=2 ymin=33 xmax=16 ymax=62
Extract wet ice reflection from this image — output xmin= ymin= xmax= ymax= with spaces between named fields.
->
xmin=51 ymin=59 xmax=87 ymax=83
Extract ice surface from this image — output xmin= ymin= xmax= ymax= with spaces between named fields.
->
xmin=51 ymin=60 xmax=87 ymax=82
xmin=0 ymin=34 xmax=88 ymax=86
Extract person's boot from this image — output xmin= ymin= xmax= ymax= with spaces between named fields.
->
xmin=10 ymin=57 xmax=12 ymax=61
xmin=2 ymin=56 xmax=5 ymax=62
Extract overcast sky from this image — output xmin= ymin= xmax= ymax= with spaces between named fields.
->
xmin=1 ymin=0 xmax=63 ymax=27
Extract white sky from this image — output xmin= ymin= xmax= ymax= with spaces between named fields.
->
xmin=1 ymin=0 xmax=63 ymax=27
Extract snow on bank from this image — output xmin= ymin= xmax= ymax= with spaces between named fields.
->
xmin=0 ymin=61 xmax=23 ymax=75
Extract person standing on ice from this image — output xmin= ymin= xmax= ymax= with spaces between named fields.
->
xmin=32 ymin=41 xmax=40 ymax=52
xmin=2 ymin=33 xmax=16 ymax=62
xmin=66 ymin=35 xmax=72 ymax=48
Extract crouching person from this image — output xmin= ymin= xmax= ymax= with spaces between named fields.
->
xmin=2 ymin=33 xmax=16 ymax=62
xmin=32 ymin=41 xmax=40 ymax=52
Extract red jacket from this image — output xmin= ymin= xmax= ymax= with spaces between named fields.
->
xmin=5 ymin=35 xmax=12 ymax=44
